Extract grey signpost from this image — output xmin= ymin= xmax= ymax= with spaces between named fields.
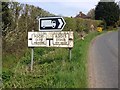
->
xmin=31 ymin=30 xmax=34 ymax=71
xmin=69 ymin=48 xmax=72 ymax=61
xmin=69 ymin=29 xmax=72 ymax=61
xmin=28 ymin=17 xmax=73 ymax=71
xmin=31 ymin=47 xmax=34 ymax=71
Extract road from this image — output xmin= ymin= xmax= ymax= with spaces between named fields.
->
xmin=88 ymin=31 xmax=118 ymax=88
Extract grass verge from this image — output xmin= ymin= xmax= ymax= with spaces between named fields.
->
xmin=2 ymin=31 xmax=105 ymax=88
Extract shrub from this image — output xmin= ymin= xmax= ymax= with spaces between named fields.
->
xmin=63 ymin=17 xmax=103 ymax=32
xmin=2 ymin=70 xmax=14 ymax=82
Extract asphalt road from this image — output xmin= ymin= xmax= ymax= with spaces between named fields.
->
xmin=88 ymin=31 xmax=118 ymax=88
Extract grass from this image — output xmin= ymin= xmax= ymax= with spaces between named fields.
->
xmin=2 ymin=31 xmax=104 ymax=88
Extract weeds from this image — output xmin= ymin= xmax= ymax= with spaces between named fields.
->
xmin=2 ymin=31 xmax=104 ymax=88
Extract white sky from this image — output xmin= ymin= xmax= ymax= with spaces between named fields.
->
xmin=16 ymin=0 xmax=120 ymax=17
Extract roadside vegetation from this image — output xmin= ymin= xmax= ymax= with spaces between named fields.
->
xmin=1 ymin=0 xmax=119 ymax=88
xmin=2 ymin=18 xmax=103 ymax=87
xmin=2 ymin=31 xmax=104 ymax=88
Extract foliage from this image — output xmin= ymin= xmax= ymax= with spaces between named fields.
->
xmin=116 ymin=19 xmax=120 ymax=27
xmin=2 ymin=69 xmax=14 ymax=82
xmin=2 ymin=2 xmax=12 ymax=36
xmin=63 ymin=17 xmax=102 ymax=33
xmin=2 ymin=1 xmax=105 ymax=88
xmin=2 ymin=31 xmax=104 ymax=88
xmin=64 ymin=17 xmax=77 ymax=31
xmin=87 ymin=9 xmax=95 ymax=19
xmin=95 ymin=1 xmax=120 ymax=26
xmin=2 ymin=2 xmax=54 ymax=55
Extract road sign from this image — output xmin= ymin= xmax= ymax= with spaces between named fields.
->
xmin=28 ymin=31 xmax=73 ymax=48
xmin=39 ymin=17 xmax=66 ymax=31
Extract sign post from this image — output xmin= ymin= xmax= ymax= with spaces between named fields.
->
xmin=31 ymin=47 xmax=34 ymax=71
xmin=30 ymin=30 xmax=34 ymax=71
xmin=69 ymin=29 xmax=72 ymax=61
xmin=28 ymin=17 xmax=74 ymax=70
xmin=69 ymin=48 xmax=72 ymax=61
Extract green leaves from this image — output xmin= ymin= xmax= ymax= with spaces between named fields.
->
xmin=95 ymin=2 xmax=120 ymax=26
xmin=64 ymin=17 xmax=102 ymax=33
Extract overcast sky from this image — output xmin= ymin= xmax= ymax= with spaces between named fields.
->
xmin=16 ymin=0 xmax=119 ymax=17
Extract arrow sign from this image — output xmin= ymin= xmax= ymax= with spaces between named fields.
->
xmin=39 ymin=17 xmax=66 ymax=31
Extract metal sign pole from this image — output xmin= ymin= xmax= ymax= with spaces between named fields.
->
xmin=31 ymin=47 xmax=34 ymax=71
xmin=31 ymin=30 xmax=34 ymax=71
xmin=69 ymin=48 xmax=72 ymax=61
xmin=69 ymin=30 xmax=72 ymax=61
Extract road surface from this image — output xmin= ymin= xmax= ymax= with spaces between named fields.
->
xmin=88 ymin=31 xmax=118 ymax=88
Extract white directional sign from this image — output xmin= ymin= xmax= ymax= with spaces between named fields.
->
xmin=28 ymin=31 xmax=73 ymax=48
xmin=53 ymin=32 xmax=69 ymax=45
xmin=28 ymin=32 xmax=47 ymax=47
xmin=39 ymin=17 xmax=66 ymax=31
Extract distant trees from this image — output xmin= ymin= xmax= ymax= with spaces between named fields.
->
xmin=2 ymin=1 xmax=54 ymax=53
xmin=95 ymin=0 xmax=120 ymax=26
xmin=2 ymin=1 xmax=54 ymax=36
xmin=2 ymin=2 xmax=12 ymax=36
xmin=87 ymin=9 xmax=95 ymax=20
